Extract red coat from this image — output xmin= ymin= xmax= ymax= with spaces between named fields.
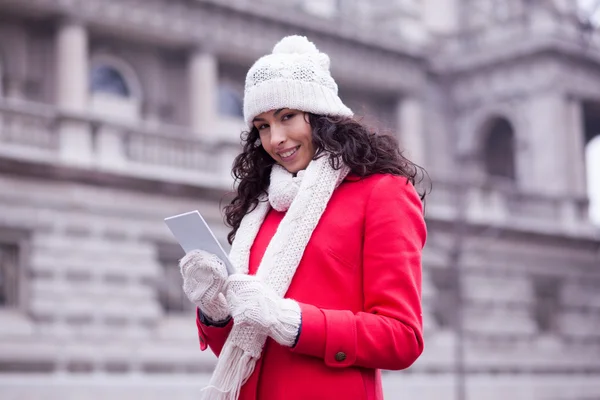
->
xmin=196 ymin=173 xmax=426 ymax=400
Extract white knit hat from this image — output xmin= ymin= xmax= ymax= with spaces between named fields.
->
xmin=243 ymin=35 xmax=353 ymax=128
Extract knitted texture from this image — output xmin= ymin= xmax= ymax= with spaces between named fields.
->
xmin=226 ymin=274 xmax=302 ymax=348
xmin=179 ymin=250 xmax=229 ymax=323
xmin=203 ymin=155 xmax=350 ymax=399
xmin=268 ymin=165 xmax=304 ymax=212
xmin=243 ymin=35 xmax=353 ymax=128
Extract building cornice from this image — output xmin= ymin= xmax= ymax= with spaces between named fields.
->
xmin=0 ymin=0 xmax=427 ymax=94
xmin=430 ymin=24 xmax=600 ymax=76
xmin=195 ymin=0 xmax=425 ymax=57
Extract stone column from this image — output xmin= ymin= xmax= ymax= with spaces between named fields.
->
xmin=188 ymin=49 xmax=218 ymax=136
xmin=565 ymin=97 xmax=587 ymax=197
xmin=139 ymin=52 xmax=161 ymax=127
xmin=56 ymin=20 xmax=93 ymax=166
xmin=563 ymin=97 xmax=589 ymax=230
xmin=526 ymin=92 xmax=576 ymax=196
xmin=528 ymin=3 xmax=560 ymax=35
xmin=2 ymin=24 xmax=28 ymax=101
xmin=96 ymin=125 xmax=127 ymax=171
xmin=396 ymin=95 xmax=426 ymax=167
xmin=554 ymin=0 xmax=579 ymax=14
xmin=56 ymin=20 xmax=88 ymax=112
xmin=423 ymin=0 xmax=460 ymax=35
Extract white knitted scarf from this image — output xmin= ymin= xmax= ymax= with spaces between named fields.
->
xmin=203 ymin=155 xmax=349 ymax=399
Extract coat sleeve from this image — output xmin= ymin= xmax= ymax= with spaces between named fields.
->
xmin=291 ymin=175 xmax=426 ymax=370
xmin=196 ymin=308 xmax=233 ymax=357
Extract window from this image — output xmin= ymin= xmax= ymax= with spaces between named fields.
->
xmin=0 ymin=243 xmax=19 ymax=308
xmin=531 ymin=275 xmax=561 ymax=334
xmin=430 ymin=267 xmax=459 ymax=330
xmin=89 ymin=55 xmax=143 ymax=122
xmin=156 ymin=243 xmax=194 ymax=314
xmin=583 ymin=101 xmax=600 ymax=225
xmin=0 ymin=56 xmax=4 ymax=98
xmin=482 ymin=117 xmax=516 ymax=181
xmin=90 ymin=65 xmax=130 ymax=97
xmin=585 ymin=136 xmax=600 ymax=224
xmin=218 ymin=85 xmax=243 ymax=118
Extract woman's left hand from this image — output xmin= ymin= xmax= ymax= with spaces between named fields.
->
xmin=225 ymin=274 xmax=301 ymax=348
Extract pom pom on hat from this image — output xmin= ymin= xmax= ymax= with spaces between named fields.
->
xmin=272 ymin=35 xmax=319 ymax=55
xmin=243 ymin=35 xmax=353 ymax=127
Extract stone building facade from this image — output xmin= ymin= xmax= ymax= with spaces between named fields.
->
xmin=0 ymin=1 xmax=599 ymax=399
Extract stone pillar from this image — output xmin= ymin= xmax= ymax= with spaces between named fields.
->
xmin=528 ymin=3 xmax=559 ymax=35
xmin=96 ymin=125 xmax=126 ymax=171
xmin=188 ymin=49 xmax=218 ymax=136
xmin=565 ymin=97 xmax=587 ymax=197
xmin=56 ymin=20 xmax=88 ymax=112
xmin=396 ymin=96 xmax=426 ymax=167
xmin=564 ymin=97 xmax=591 ymax=230
xmin=554 ymin=0 xmax=579 ymax=14
xmin=1 ymin=24 xmax=28 ymax=101
xmin=139 ymin=52 xmax=161 ymax=127
xmin=56 ymin=20 xmax=93 ymax=166
xmin=526 ymin=92 xmax=570 ymax=195
xmin=423 ymin=0 xmax=460 ymax=35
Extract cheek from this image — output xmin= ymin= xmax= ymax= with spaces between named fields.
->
xmin=303 ymin=128 xmax=314 ymax=151
xmin=259 ymin=136 xmax=272 ymax=153
xmin=295 ymin=119 xmax=313 ymax=145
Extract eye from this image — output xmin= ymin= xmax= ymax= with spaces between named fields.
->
xmin=256 ymin=124 xmax=269 ymax=131
xmin=282 ymin=113 xmax=296 ymax=121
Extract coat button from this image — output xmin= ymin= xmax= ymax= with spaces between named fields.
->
xmin=335 ymin=352 xmax=346 ymax=362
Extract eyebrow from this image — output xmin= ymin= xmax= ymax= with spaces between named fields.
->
xmin=252 ymin=108 xmax=286 ymax=123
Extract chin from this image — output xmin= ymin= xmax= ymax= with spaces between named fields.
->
xmin=281 ymin=162 xmax=304 ymax=174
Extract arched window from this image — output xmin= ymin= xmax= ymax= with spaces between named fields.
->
xmin=482 ymin=117 xmax=516 ymax=181
xmin=90 ymin=65 xmax=130 ymax=97
xmin=0 ymin=55 xmax=4 ymax=98
xmin=582 ymin=101 xmax=600 ymax=225
xmin=218 ymin=85 xmax=243 ymax=118
xmin=89 ymin=55 xmax=142 ymax=122
xmin=585 ymin=135 xmax=600 ymax=224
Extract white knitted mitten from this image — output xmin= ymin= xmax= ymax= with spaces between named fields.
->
xmin=225 ymin=274 xmax=301 ymax=347
xmin=179 ymin=250 xmax=229 ymax=323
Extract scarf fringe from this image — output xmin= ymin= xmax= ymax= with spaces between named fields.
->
xmin=202 ymin=344 xmax=257 ymax=400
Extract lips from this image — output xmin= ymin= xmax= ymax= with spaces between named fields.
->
xmin=278 ymin=146 xmax=300 ymax=160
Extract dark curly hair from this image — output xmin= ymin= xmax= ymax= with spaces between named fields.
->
xmin=223 ymin=113 xmax=429 ymax=244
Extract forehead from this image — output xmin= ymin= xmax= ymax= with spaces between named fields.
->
xmin=254 ymin=108 xmax=305 ymax=120
xmin=255 ymin=109 xmax=275 ymax=119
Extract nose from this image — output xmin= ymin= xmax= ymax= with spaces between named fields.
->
xmin=270 ymin=125 xmax=286 ymax=149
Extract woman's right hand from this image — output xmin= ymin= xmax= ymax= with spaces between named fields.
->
xmin=179 ymin=249 xmax=229 ymax=323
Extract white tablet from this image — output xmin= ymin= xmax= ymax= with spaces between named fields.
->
xmin=164 ymin=210 xmax=235 ymax=275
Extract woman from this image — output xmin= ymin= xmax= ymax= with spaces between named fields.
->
xmin=179 ymin=35 xmax=427 ymax=400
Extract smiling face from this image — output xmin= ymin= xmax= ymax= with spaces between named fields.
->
xmin=253 ymin=108 xmax=316 ymax=174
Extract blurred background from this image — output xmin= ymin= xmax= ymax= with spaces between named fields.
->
xmin=0 ymin=0 xmax=599 ymax=399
